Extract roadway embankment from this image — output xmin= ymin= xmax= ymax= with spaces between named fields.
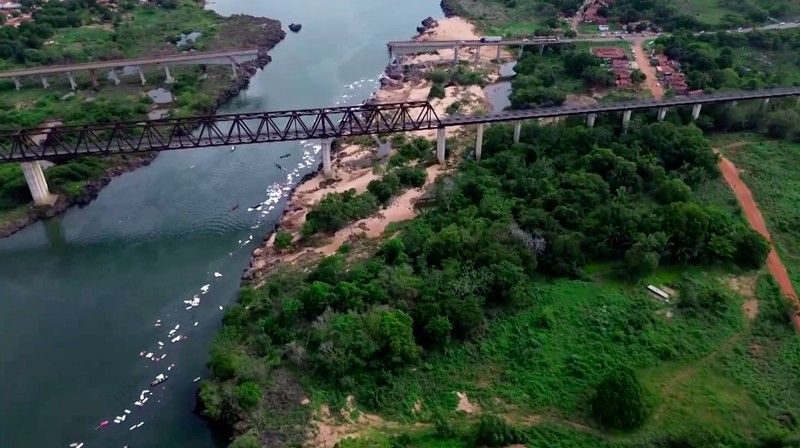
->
xmin=0 ymin=14 xmax=285 ymax=239
xmin=241 ymin=14 xmax=506 ymax=285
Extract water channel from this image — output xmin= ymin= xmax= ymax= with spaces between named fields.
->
xmin=0 ymin=1 xmax=443 ymax=447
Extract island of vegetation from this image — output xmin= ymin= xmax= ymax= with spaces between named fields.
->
xmin=198 ymin=1 xmax=800 ymax=447
xmin=0 ymin=0 xmax=284 ymax=237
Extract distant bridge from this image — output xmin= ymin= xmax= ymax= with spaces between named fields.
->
xmin=0 ymin=48 xmax=260 ymax=90
xmin=386 ymin=22 xmax=800 ymax=59
xmin=1 ymin=86 xmax=797 ymax=206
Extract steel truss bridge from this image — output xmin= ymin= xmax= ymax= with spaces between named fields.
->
xmin=1 ymin=86 xmax=800 ymax=163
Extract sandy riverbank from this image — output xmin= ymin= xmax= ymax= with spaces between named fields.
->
xmin=243 ymin=16 xmax=508 ymax=284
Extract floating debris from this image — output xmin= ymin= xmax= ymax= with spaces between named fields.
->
xmin=145 ymin=352 xmax=153 ymax=359
xmin=214 ymin=272 xmax=222 ymax=278
xmin=124 ymin=409 xmax=131 ymax=414
xmin=154 ymin=320 xmax=162 ymax=327
xmin=219 ymin=306 xmax=224 ymax=310
xmin=193 ymin=377 xmax=201 ymax=382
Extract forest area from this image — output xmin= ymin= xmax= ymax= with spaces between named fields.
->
xmin=199 ymin=112 xmax=800 ymax=447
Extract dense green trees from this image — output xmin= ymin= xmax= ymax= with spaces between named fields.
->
xmin=202 ymin=119 xmax=771 ymax=443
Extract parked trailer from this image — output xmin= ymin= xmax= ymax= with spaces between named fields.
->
xmin=480 ymin=36 xmax=503 ymax=43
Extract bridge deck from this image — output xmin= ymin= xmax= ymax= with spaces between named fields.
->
xmin=0 ymin=48 xmax=260 ymax=78
xmin=1 ymin=87 xmax=799 ymax=163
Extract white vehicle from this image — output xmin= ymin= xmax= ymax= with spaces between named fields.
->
xmin=522 ymin=38 xmax=529 ymax=42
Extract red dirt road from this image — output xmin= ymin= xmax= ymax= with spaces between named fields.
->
xmin=717 ymin=150 xmax=800 ymax=331
xmin=631 ymin=39 xmax=663 ymax=100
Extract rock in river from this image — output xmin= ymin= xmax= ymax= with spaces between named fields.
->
xmin=288 ymin=23 xmax=302 ymax=32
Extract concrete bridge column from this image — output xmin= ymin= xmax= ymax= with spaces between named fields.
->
xmin=731 ymin=100 xmax=738 ymax=107
xmin=474 ymin=46 xmax=480 ymax=62
xmin=163 ymin=65 xmax=175 ymax=84
xmin=495 ymin=45 xmax=501 ymax=62
xmin=622 ymin=110 xmax=632 ymax=132
xmin=230 ymin=63 xmax=238 ymax=78
xmin=762 ymin=98 xmax=770 ymax=110
xmin=454 ymin=47 xmax=459 ymax=64
xmin=88 ymin=69 xmax=98 ymax=88
xmin=135 ymin=66 xmax=146 ymax=85
xmin=587 ymin=113 xmax=597 ymax=127
xmin=518 ymin=45 xmax=524 ymax=59
xmin=436 ymin=127 xmax=446 ymax=164
xmin=321 ymin=138 xmax=333 ymax=178
xmin=691 ymin=103 xmax=702 ymax=121
xmin=20 ymin=161 xmax=57 ymax=206
xmin=12 ymin=77 xmax=21 ymax=90
xmin=67 ymin=72 xmax=77 ymax=90
xmin=539 ymin=45 xmax=545 ymax=56
xmin=513 ymin=121 xmax=522 ymax=143
xmin=657 ymin=107 xmax=667 ymax=121
xmin=108 ymin=69 xmax=121 ymax=85
xmin=475 ymin=123 xmax=484 ymax=161
xmin=40 ymin=75 xmax=49 ymax=89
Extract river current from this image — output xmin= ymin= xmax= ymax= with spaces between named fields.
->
xmin=0 ymin=1 xmax=442 ymax=447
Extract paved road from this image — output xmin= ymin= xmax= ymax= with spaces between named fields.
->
xmin=387 ymin=21 xmax=800 ymax=49
xmin=0 ymin=48 xmax=259 ymax=78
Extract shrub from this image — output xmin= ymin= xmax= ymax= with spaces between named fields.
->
xmin=475 ymin=415 xmax=526 ymax=446
xmin=274 ymin=231 xmax=293 ymax=250
xmin=234 ymin=381 xmax=261 ymax=410
xmin=428 ymin=83 xmax=445 ymax=99
xmin=591 ymin=367 xmax=648 ymax=430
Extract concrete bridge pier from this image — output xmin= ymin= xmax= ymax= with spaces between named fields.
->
xmin=474 ymin=46 xmax=480 ymax=62
xmin=40 ymin=75 xmax=49 ymax=89
xmin=436 ymin=127 xmax=446 ymax=164
xmin=89 ymin=69 xmax=98 ymax=88
xmin=454 ymin=47 xmax=460 ymax=64
xmin=762 ymin=98 xmax=770 ymax=110
xmin=12 ymin=77 xmax=21 ymax=90
xmin=539 ymin=45 xmax=545 ymax=56
xmin=135 ymin=66 xmax=147 ymax=85
xmin=67 ymin=72 xmax=77 ymax=90
xmin=230 ymin=63 xmax=238 ymax=79
xmin=321 ymin=138 xmax=333 ymax=178
xmin=518 ymin=45 xmax=524 ymax=59
xmin=20 ymin=161 xmax=57 ymax=206
xmin=475 ymin=123 xmax=484 ymax=161
xmin=691 ymin=103 xmax=702 ymax=121
xmin=587 ymin=113 xmax=597 ymax=127
xmin=657 ymin=107 xmax=667 ymax=121
xmin=108 ymin=69 xmax=121 ymax=85
xmin=622 ymin=110 xmax=632 ymax=132
xmin=495 ymin=46 xmax=501 ymax=62
xmin=163 ymin=65 xmax=175 ymax=84
xmin=513 ymin=121 xmax=521 ymax=143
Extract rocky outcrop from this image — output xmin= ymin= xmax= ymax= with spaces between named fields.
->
xmin=0 ymin=15 xmax=287 ymax=239
xmin=416 ymin=16 xmax=438 ymax=34
xmin=288 ymin=23 xmax=302 ymax=32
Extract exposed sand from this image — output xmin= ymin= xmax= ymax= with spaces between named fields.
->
xmin=245 ymin=16 xmax=506 ymax=281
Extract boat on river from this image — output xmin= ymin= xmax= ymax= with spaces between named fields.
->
xmin=150 ymin=374 xmax=169 ymax=387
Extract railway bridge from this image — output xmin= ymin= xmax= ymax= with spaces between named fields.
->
xmin=2 ymin=86 xmax=798 ymax=206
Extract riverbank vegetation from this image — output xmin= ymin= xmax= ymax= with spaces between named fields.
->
xmin=198 ymin=116 xmax=800 ymax=447
xmin=0 ymin=0 xmax=284 ymax=224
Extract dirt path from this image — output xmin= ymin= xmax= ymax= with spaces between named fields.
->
xmin=715 ymin=146 xmax=800 ymax=331
xmin=630 ymin=38 xmax=663 ymax=100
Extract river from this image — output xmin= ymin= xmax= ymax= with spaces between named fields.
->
xmin=0 ymin=1 xmax=443 ymax=447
